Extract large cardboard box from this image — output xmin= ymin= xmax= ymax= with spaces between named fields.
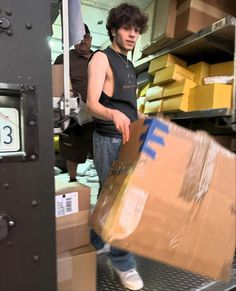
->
xmin=55 ymin=181 xmax=90 ymax=253
xmin=57 ymin=245 xmax=96 ymax=291
xmin=175 ymin=0 xmax=230 ymax=39
xmin=90 ymin=118 xmax=236 ymax=281
xmin=189 ymin=83 xmax=232 ymax=110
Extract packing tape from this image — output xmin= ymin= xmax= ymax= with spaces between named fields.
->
xmin=179 ymin=131 xmax=219 ymax=203
xmin=57 ymin=251 xmax=73 ymax=283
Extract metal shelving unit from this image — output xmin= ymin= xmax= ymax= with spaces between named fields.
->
xmin=135 ymin=16 xmax=236 ymax=132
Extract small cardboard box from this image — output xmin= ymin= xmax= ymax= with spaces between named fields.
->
xmin=161 ymin=94 xmax=191 ymax=112
xmin=55 ymin=181 xmax=90 ymax=253
xmin=154 ymin=64 xmax=194 ymax=85
xmin=89 ymin=117 xmax=236 ymax=281
xmin=189 ymin=83 xmax=232 ymax=110
xmin=146 ymin=86 xmax=164 ymax=101
xmin=210 ymin=61 xmax=234 ymax=77
xmin=143 ymin=100 xmax=162 ymax=114
xmin=188 ymin=61 xmax=210 ymax=85
xmin=57 ymin=245 xmax=96 ymax=291
xmin=148 ymin=54 xmax=187 ymax=76
xmin=163 ymin=79 xmax=197 ymax=97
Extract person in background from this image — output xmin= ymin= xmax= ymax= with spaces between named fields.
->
xmin=87 ymin=4 xmax=148 ymax=290
xmin=54 ymin=24 xmax=94 ymax=182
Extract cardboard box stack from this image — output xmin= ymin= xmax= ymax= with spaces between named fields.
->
xmin=139 ymin=56 xmax=234 ymax=114
xmin=55 ymin=181 xmax=96 ymax=291
xmin=89 ymin=117 xmax=236 ymax=281
xmin=188 ymin=60 xmax=233 ymax=111
xmin=142 ymin=53 xmax=196 ymax=112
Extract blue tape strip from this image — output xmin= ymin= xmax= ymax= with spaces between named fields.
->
xmin=139 ymin=118 xmax=169 ymax=159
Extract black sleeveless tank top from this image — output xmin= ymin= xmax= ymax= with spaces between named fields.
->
xmin=93 ymin=47 xmax=138 ymax=137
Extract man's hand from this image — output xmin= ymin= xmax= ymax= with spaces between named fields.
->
xmin=111 ymin=110 xmax=130 ymax=144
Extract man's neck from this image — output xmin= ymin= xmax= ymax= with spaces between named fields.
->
xmin=111 ymin=43 xmax=128 ymax=56
xmin=76 ymin=51 xmax=91 ymax=58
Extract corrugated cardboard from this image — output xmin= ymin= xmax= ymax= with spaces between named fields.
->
xmin=55 ymin=181 xmax=90 ymax=253
xmin=189 ymin=83 xmax=232 ymax=110
xmin=57 ymin=245 xmax=96 ymax=291
xmin=148 ymin=54 xmax=187 ymax=76
xmin=154 ymin=64 xmax=194 ymax=85
xmin=210 ymin=61 xmax=234 ymax=77
xmin=163 ymin=79 xmax=197 ymax=97
xmin=52 ymin=64 xmax=72 ymax=97
xmin=89 ymin=117 xmax=236 ymax=281
xmin=188 ymin=62 xmax=210 ymax=85
xmin=175 ymin=0 xmax=229 ymax=39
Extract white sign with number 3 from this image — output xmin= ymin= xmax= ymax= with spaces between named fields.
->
xmin=0 ymin=108 xmax=20 ymax=152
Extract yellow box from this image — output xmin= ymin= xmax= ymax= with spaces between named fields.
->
xmin=148 ymin=53 xmax=187 ymax=76
xmin=145 ymin=85 xmax=164 ymax=101
xmin=161 ymin=94 xmax=190 ymax=112
xmin=137 ymin=97 xmax=146 ymax=112
xmin=188 ymin=62 xmax=210 ymax=85
xmin=189 ymin=84 xmax=232 ymax=110
xmin=139 ymin=82 xmax=151 ymax=97
xmin=144 ymin=100 xmax=162 ymax=114
xmin=210 ymin=61 xmax=234 ymax=77
xmin=154 ymin=64 xmax=195 ymax=85
xmin=163 ymin=79 xmax=197 ymax=97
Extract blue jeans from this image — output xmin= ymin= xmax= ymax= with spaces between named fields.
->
xmin=91 ymin=131 xmax=136 ymax=271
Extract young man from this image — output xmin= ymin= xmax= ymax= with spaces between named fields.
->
xmin=54 ymin=24 xmax=94 ymax=182
xmin=87 ymin=4 xmax=148 ymax=291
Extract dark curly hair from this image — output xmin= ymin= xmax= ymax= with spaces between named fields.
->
xmin=106 ymin=3 xmax=148 ymax=42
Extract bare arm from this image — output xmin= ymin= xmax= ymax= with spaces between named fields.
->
xmin=86 ymin=51 xmax=130 ymax=143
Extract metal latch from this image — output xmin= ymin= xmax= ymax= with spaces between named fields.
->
xmin=0 ymin=213 xmax=16 ymax=241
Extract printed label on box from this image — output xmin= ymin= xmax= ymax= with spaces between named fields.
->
xmin=55 ymin=192 xmax=79 ymax=217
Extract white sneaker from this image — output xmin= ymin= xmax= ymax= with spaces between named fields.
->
xmin=114 ymin=268 xmax=144 ymax=290
xmin=96 ymin=243 xmax=111 ymax=255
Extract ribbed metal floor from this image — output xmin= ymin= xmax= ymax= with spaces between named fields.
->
xmin=97 ymin=254 xmax=236 ymax=291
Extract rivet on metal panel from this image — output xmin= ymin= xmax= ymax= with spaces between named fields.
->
xmin=6 ymin=241 xmax=13 ymax=247
xmin=29 ymin=120 xmax=35 ymax=126
xmin=33 ymin=255 xmax=40 ymax=262
xmin=31 ymin=200 xmax=38 ymax=207
xmin=30 ymin=155 xmax=36 ymax=160
xmin=25 ymin=22 xmax=32 ymax=29
xmin=8 ymin=220 xmax=15 ymax=227
xmin=4 ymin=183 xmax=9 ymax=189
xmin=7 ymin=30 xmax=12 ymax=36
